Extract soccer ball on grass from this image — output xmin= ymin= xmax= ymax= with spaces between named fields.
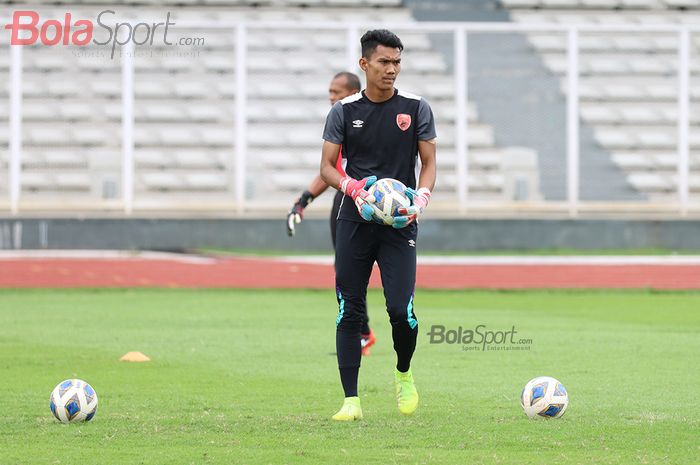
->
xmin=520 ymin=376 xmax=568 ymax=419
xmin=49 ymin=379 xmax=98 ymax=423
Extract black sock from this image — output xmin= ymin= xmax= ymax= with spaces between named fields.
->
xmin=393 ymin=324 xmax=417 ymax=373
xmin=339 ymin=367 xmax=359 ymax=397
xmin=336 ymin=329 xmax=362 ymax=397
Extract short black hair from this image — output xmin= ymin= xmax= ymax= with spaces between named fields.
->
xmin=333 ymin=71 xmax=361 ymax=92
xmin=360 ymin=29 xmax=403 ymax=59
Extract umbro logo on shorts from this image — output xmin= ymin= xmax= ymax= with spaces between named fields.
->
xmin=408 ymin=239 xmax=416 ymax=248
xmin=352 ymin=120 xmax=364 ymax=128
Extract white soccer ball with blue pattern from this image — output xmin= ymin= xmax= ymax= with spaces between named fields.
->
xmin=520 ymin=376 xmax=568 ymax=419
xmin=50 ymin=379 xmax=98 ymax=423
xmin=366 ymin=178 xmax=412 ymax=225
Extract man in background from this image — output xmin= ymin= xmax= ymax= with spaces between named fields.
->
xmin=286 ymin=71 xmax=376 ymax=356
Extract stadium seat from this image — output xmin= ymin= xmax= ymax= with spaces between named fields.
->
xmin=628 ymin=173 xmax=673 ymax=191
xmin=60 ymin=103 xmax=96 ymax=121
xmin=310 ymin=32 xmax=347 ymax=50
xmin=622 ymin=0 xmax=661 ymax=7
xmin=31 ymin=54 xmax=69 ymax=71
xmin=612 ymin=152 xmax=655 ymax=170
xmin=23 ymin=102 xmax=59 ymax=121
xmin=188 ymin=105 xmax=227 ymax=122
xmin=55 ymin=173 xmax=92 ymax=190
xmin=248 ymin=127 xmax=283 ymax=146
xmin=619 ymin=107 xmax=664 ymax=124
xmin=664 ymin=0 xmax=700 ymax=8
xmin=587 ymin=57 xmax=630 ymax=75
xmin=103 ymin=103 xmax=123 ymax=121
xmin=202 ymin=55 xmax=236 ymax=73
xmin=21 ymin=172 xmax=54 ymax=190
xmin=142 ymin=105 xmax=184 ymax=122
xmin=135 ymin=81 xmax=174 ymax=98
xmin=160 ymin=56 xmax=194 ymax=72
xmin=184 ymin=172 xmax=229 ymax=190
xmin=580 ymin=106 xmax=619 ymax=123
xmin=47 ymin=81 xmax=83 ymax=98
xmin=646 ymin=84 xmax=676 ymax=100
xmin=594 ymin=130 xmax=636 ymax=149
xmin=43 ymin=151 xmax=88 ymax=168
xmin=175 ymin=150 xmax=226 ymax=169
xmin=159 ymin=128 xmax=203 ymax=146
xmin=249 ymin=80 xmax=296 ymax=98
xmin=73 ymin=127 xmax=116 ymax=146
xmin=18 ymin=80 xmax=45 ymax=98
xmin=410 ymin=55 xmax=448 ymax=73
xmin=652 ymin=153 xmax=678 ymax=169
xmin=602 ymin=83 xmax=649 ymax=100
xmin=135 ymin=150 xmax=170 ymax=168
xmin=199 ymin=128 xmax=235 ymax=146
xmin=174 ymin=82 xmax=212 ymax=99
xmin=628 ymin=58 xmax=673 ymax=76
xmin=637 ymin=131 xmax=675 ymax=149
xmin=140 ymin=172 xmax=183 ymax=191
xmin=28 ymin=128 xmax=72 ymax=146
xmin=91 ymin=81 xmax=121 ymax=98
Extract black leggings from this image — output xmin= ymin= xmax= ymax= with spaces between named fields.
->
xmin=331 ymin=191 xmax=370 ymax=335
xmin=334 ymin=219 xmax=418 ymax=377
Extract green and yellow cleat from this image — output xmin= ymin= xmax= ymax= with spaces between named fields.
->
xmin=395 ymin=368 xmax=419 ymax=415
xmin=331 ymin=396 xmax=363 ymax=421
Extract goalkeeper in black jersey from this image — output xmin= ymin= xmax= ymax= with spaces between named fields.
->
xmin=320 ymin=29 xmax=437 ymax=420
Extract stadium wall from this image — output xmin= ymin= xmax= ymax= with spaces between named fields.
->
xmin=1 ymin=218 xmax=700 ymax=251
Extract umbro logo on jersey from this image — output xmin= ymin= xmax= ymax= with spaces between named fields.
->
xmin=352 ymin=120 xmax=364 ymax=128
xmin=408 ymin=239 xmax=416 ymax=248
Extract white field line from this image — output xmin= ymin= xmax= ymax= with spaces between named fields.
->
xmin=3 ymin=251 xmax=700 ymax=266
xmin=270 ymin=255 xmax=700 ymax=266
xmin=0 ymin=250 xmax=217 ymax=265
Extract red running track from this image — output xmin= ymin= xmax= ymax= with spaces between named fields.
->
xmin=1 ymin=256 xmax=700 ymax=289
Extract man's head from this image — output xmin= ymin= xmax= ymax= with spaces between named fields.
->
xmin=359 ymin=29 xmax=403 ymax=93
xmin=328 ymin=71 xmax=361 ymax=105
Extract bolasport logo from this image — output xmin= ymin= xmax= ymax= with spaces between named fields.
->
xmin=426 ymin=324 xmax=533 ymax=352
xmin=3 ymin=10 xmax=204 ymax=59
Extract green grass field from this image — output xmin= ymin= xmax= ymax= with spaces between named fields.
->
xmin=1 ymin=289 xmax=698 ymax=464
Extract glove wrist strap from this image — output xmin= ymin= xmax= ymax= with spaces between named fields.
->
xmin=298 ymin=190 xmax=314 ymax=209
xmin=417 ymin=187 xmax=431 ymax=205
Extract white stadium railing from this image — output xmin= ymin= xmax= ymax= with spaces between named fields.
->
xmin=3 ymin=21 xmax=699 ymax=217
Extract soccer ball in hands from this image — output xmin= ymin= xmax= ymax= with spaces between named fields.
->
xmin=366 ymin=178 xmax=411 ymax=225
xmin=50 ymin=379 xmax=98 ymax=423
xmin=520 ymin=376 xmax=568 ymax=419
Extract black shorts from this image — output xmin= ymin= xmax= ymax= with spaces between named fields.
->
xmin=334 ymin=219 xmax=418 ymax=333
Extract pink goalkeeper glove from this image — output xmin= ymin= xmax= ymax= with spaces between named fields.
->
xmin=339 ymin=175 xmax=377 ymax=221
xmin=394 ymin=187 xmax=431 ymax=229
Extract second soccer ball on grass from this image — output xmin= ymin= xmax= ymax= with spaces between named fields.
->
xmin=520 ymin=376 xmax=569 ymax=419
xmin=49 ymin=379 xmax=98 ymax=423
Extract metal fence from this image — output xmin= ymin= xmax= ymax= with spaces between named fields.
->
xmin=2 ymin=20 xmax=699 ymax=216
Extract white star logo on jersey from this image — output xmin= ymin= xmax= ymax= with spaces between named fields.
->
xmin=352 ymin=120 xmax=364 ymax=128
